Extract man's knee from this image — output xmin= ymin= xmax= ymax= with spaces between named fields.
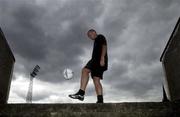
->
xmin=82 ymin=67 xmax=90 ymax=74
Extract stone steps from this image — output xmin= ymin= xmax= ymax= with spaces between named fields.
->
xmin=0 ymin=102 xmax=177 ymax=117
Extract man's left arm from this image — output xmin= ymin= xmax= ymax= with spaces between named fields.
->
xmin=100 ymin=44 xmax=107 ymax=67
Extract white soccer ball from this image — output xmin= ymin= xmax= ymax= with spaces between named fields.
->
xmin=63 ymin=68 xmax=74 ymax=80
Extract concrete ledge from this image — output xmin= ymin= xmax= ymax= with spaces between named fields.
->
xmin=0 ymin=102 xmax=177 ymax=117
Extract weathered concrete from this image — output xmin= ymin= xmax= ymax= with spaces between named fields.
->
xmin=0 ymin=102 xmax=177 ymax=117
xmin=0 ymin=27 xmax=15 ymax=104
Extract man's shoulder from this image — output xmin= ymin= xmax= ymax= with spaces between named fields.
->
xmin=97 ymin=34 xmax=107 ymax=45
xmin=98 ymin=34 xmax=105 ymax=39
xmin=97 ymin=34 xmax=106 ymax=42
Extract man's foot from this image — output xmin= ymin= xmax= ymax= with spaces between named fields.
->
xmin=96 ymin=100 xmax=104 ymax=103
xmin=96 ymin=95 xmax=103 ymax=103
xmin=69 ymin=93 xmax=84 ymax=101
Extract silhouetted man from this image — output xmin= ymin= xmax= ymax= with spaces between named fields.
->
xmin=69 ymin=29 xmax=108 ymax=103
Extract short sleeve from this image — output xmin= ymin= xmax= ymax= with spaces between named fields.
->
xmin=99 ymin=35 xmax=107 ymax=46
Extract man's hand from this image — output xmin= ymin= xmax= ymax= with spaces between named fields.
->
xmin=100 ymin=57 xmax=105 ymax=67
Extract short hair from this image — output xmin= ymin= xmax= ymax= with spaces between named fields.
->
xmin=87 ymin=29 xmax=96 ymax=34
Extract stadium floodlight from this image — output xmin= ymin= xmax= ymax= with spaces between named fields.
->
xmin=26 ymin=65 xmax=40 ymax=103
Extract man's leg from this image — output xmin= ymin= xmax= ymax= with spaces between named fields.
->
xmin=69 ymin=67 xmax=90 ymax=101
xmin=80 ymin=67 xmax=91 ymax=91
xmin=93 ymin=76 xmax=104 ymax=103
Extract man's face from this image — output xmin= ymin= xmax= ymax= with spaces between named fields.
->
xmin=87 ymin=31 xmax=97 ymax=40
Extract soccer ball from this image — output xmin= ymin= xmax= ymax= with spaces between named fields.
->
xmin=63 ymin=68 xmax=74 ymax=80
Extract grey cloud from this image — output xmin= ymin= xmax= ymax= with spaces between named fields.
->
xmin=1 ymin=0 xmax=180 ymax=102
xmin=0 ymin=0 xmax=105 ymax=83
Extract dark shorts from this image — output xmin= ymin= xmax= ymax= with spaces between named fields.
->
xmin=84 ymin=60 xmax=105 ymax=80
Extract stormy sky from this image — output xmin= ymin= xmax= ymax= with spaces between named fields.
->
xmin=0 ymin=0 xmax=180 ymax=103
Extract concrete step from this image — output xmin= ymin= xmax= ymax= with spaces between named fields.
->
xmin=0 ymin=102 xmax=177 ymax=117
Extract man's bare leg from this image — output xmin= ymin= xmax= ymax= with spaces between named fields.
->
xmin=93 ymin=76 xmax=103 ymax=103
xmin=93 ymin=76 xmax=103 ymax=95
xmin=80 ymin=67 xmax=90 ymax=91
xmin=69 ymin=67 xmax=90 ymax=101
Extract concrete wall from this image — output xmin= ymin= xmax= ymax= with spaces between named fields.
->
xmin=0 ymin=102 xmax=174 ymax=117
xmin=0 ymin=27 xmax=15 ymax=104
xmin=160 ymin=17 xmax=180 ymax=101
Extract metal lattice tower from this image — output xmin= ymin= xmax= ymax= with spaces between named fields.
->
xmin=26 ymin=65 xmax=40 ymax=103
xmin=26 ymin=76 xmax=34 ymax=103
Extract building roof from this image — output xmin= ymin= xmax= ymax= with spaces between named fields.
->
xmin=160 ymin=17 xmax=180 ymax=62
xmin=0 ymin=27 xmax=15 ymax=62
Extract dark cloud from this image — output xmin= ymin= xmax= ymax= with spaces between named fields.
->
xmin=0 ymin=0 xmax=179 ymax=102
xmin=0 ymin=0 xmax=105 ymax=82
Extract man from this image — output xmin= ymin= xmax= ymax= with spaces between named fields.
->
xmin=69 ymin=29 xmax=108 ymax=103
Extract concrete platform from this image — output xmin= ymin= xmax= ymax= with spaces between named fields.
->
xmin=0 ymin=102 xmax=178 ymax=117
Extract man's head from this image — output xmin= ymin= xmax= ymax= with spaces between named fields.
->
xmin=87 ymin=29 xmax=97 ymax=40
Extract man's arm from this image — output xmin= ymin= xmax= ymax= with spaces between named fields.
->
xmin=100 ymin=45 xmax=107 ymax=66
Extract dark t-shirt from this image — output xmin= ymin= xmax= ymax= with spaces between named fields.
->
xmin=91 ymin=34 xmax=108 ymax=71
